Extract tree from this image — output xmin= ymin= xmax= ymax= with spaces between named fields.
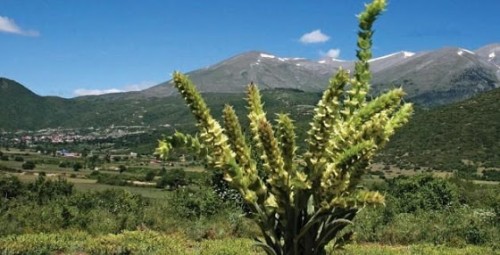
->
xmin=118 ymin=165 xmax=127 ymax=173
xmin=144 ymin=170 xmax=156 ymax=182
xmin=388 ymin=174 xmax=459 ymax=213
xmin=59 ymin=161 xmax=71 ymax=168
xmin=156 ymin=168 xmax=187 ymax=189
xmin=157 ymin=0 xmax=412 ymax=254
xmin=21 ymin=160 xmax=36 ymax=170
xmin=86 ymin=154 xmax=99 ymax=170
xmin=73 ymin=162 xmax=83 ymax=172
xmin=27 ymin=176 xmax=73 ymax=205
xmin=0 ymin=175 xmax=24 ymax=199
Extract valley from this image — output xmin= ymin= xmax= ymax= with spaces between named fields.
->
xmin=1 ymin=43 xmax=499 ymax=254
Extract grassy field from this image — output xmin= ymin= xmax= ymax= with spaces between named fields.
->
xmin=71 ymin=181 xmax=170 ymax=199
xmin=0 ymin=147 xmax=208 ymax=198
xmin=339 ymin=243 xmax=499 ymax=255
xmin=12 ymin=172 xmax=170 ymax=199
xmin=0 ymin=230 xmax=496 ymax=255
xmin=1 ymin=164 xmax=498 ymax=254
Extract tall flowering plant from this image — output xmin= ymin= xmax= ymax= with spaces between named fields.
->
xmin=157 ymin=1 xmax=412 ymax=254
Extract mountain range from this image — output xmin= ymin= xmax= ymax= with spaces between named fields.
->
xmin=0 ymin=43 xmax=499 ymax=131
xmin=139 ymin=43 xmax=500 ymax=105
xmin=1 ymin=44 xmax=499 ymax=171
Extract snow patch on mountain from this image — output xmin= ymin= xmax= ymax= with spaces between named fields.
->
xmin=368 ymin=51 xmax=415 ymax=62
xmin=457 ymin=48 xmax=475 ymax=56
xmin=489 ymin=52 xmax=496 ymax=60
xmin=260 ymin=53 xmax=276 ymax=59
xmin=462 ymin=48 xmax=475 ymax=54
xmin=403 ymin=51 xmax=415 ymax=58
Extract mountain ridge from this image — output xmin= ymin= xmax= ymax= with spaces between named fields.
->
xmin=137 ymin=44 xmax=500 ymax=106
xmin=5 ymin=43 xmax=499 ymax=103
xmin=1 ymin=43 xmax=499 ymax=130
xmin=2 ymin=76 xmax=499 ymax=175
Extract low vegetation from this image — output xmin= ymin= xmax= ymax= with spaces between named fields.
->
xmin=0 ymin=230 xmax=497 ymax=255
xmin=0 ymin=0 xmax=498 ymax=254
xmin=378 ymin=88 xmax=500 ymax=177
xmin=0 ymin=173 xmax=498 ymax=253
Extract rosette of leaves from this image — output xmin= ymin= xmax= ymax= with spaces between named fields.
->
xmin=158 ymin=0 xmax=412 ymax=254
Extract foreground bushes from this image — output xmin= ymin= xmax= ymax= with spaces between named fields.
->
xmin=351 ymin=175 xmax=499 ymax=248
xmin=0 ymin=189 xmax=147 ymax=235
xmin=0 ymin=230 xmax=496 ymax=255
xmin=0 ymin=174 xmax=239 ymax=237
xmin=0 ymin=230 xmax=260 ymax=255
xmin=0 ymin=174 xmax=498 ymax=250
xmin=353 ymin=205 xmax=498 ymax=248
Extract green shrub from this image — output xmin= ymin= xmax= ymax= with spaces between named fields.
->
xmin=0 ymin=175 xmax=24 ymax=199
xmin=66 ymin=189 xmax=147 ymax=234
xmin=89 ymin=170 xmax=100 ymax=177
xmin=144 ymin=170 xmax=156 ymax=181
xmin=118 ymin=164 xmax=127 ymax=173
xmin=58 ymin=161 xmax=71 ymax=168
xmin=170 ymin=186 xmax=224 ymax=219
xmin=352 ymin=205 xmax=499 ymax=247
xmin=27 ymin=176 xmax=73 ymax=204
xmin=482 ymin=169 xmax=500 ymax=181
xmin=93 ymin=172 xmax=139 ymax=186
xmin=388 ymin=174 xmax=459 ymax=213
xmin=72 ymin=162 xmax=83 ymax=171
xmin=21 ymin=160 xmax=36 ymax=170
xmin=156 ymin=168 xmax=188 ymax=189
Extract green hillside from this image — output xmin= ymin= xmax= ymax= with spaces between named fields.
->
xmin=378 ymin=87 xmax=500 ymax=172
xmin=0 ymin=78 xmax=50 ymax=130
xmin=2 ymin=77 xmax=499 ymax=178
xmin=0 ymin=78 xmax=320 ymax=131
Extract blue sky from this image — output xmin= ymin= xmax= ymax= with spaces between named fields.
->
xmin=0 ymin=0 xmax=498 ymax=98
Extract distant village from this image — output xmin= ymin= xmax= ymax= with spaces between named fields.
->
xmin=0 ymin=125 xmax=155 ymax=147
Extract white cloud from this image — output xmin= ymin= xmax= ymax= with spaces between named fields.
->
xmin=74 ymin=88 xmax=123 ymax=96
xmin=324 ymin=48 xmax=341 ymax=59
xmin=299 ymin=29 xmax=329 ymax=44
xmin=123 ymin=81 xmax=156 ymax=91
xmin=73 ymin=81 xmax=156 ymax=97
xmin=0 ymin=16 xmax=39 ymax=36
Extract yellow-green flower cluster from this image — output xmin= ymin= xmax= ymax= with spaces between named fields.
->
xmin=173 ymin=73 xmax=234 ymax=170
xmin=307 ymin=69 xmax=349 ymax=163
xmin=159 ymin=1 xmax=414 ymax=253
xmin=246 ymin=83 xmax=266 ymax=156
xmin=154 ymin=140 xmax=172 ymax=160
xmin=172 ymin=73 xmax=242 ymax=189
xmin=275 ymin=114 xmax=296 ymax=175
xmin=298 ymin=0 xmax=412 ymax=210
xmin=329 ymin=190 xmax=385 ymax=208
xmin=222 ymin=105 xmax=267 ymax=203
